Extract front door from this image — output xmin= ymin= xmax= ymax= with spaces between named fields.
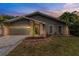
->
xmin=32 ymin=21 xmax=40 ymax=36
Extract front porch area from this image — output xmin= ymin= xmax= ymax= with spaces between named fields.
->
xmin=30 ymin=20 xmax=46 ymax=37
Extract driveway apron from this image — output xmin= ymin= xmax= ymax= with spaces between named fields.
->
xmin=0 ymin=35 xmax=26 ymax=56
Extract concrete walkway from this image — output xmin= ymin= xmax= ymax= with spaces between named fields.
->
xmin=0 ymin=35 xmax=26 ymax=56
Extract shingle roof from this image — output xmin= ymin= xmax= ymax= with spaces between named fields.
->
xmin=5 ymin=11 xmax=66 ymax=24
xmin=25 ymin=11 xmax=66 ymax=24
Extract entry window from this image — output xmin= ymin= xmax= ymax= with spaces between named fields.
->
xmin=58 ymin=26 xmax=62 ymax=35
xmin=49 ymin=25 xmax=53 ymax=34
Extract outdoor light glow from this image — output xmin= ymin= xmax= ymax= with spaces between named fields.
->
xmin=26 ymin=26 xmax=31 ymax=28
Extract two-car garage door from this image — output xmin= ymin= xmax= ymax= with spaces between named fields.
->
xmin=9 ymin=28 xmax=30 ymax=35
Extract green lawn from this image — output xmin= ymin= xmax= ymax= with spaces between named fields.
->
xmin=8 ymin=36 xmax=79 ymax=56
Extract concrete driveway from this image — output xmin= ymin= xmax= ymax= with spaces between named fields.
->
xmin=0 ymin=35 xmax=26 ymax=56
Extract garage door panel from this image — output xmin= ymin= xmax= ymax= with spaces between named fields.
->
xmin=9 ymin=28 xmax=30 ymax=35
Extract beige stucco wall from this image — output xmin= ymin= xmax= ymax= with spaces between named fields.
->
xmin=27 ymin=14 xmax=70 ymax=36
xmin=4 ymin=24 xmax=69 ymax=36
xmin=3 ymin=16 xmax=69 ymax=36
xmin=3 ymin=25 xmax=9 ymax=36
xmin=63 ymin=25 xmax=69 ymax=36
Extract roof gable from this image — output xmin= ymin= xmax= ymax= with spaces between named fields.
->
xmin=4 ymin=16 xmax=30 ymax=23
xmin=5 ymin=11 xmax=66 ymax=25
xmin=25 ymin=11 xmax=66 ymax=24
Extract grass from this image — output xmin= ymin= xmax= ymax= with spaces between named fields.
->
xmin=8 ymin=36 xmax=79 ymax=56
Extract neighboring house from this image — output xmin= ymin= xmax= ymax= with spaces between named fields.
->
xmin=3 ymin=12 xmax=69 ymax=37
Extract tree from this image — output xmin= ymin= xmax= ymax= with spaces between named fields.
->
xmin=59 ymin=12 xmax=79 ymax=26
xmin=59 ymin=11 xmax=79 ymax=36
xmin=0 ymin=15 xmax=15 ymax=19
xmin=70 ymin=21 xmax=79 ymax=36
xmin=0 ymin=15 xmax=15 ymax=36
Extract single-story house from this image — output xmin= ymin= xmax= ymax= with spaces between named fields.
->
xmin=3 ymin=11 xmax=69 ymax=37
